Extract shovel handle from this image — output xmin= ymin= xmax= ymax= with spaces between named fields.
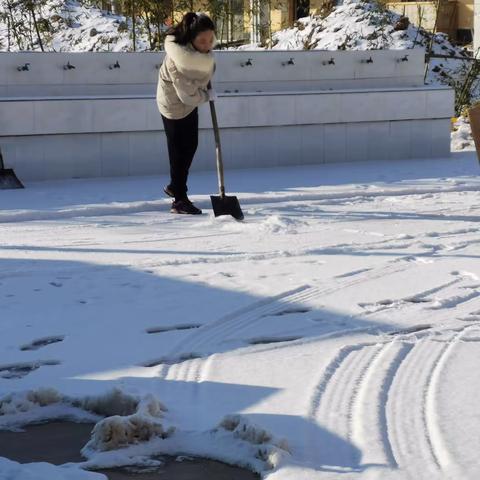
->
xmin=207 ymin=82 xmax=226 ymax=198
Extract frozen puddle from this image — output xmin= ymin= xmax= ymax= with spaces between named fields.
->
xmin=0 ymin=422 xmax=260 ymax=479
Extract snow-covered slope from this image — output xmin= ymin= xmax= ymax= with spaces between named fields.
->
xmin=0 ymin=0 xmax=149 ymax=52
xmin=238 ymin=0 xmax=475 ymax=100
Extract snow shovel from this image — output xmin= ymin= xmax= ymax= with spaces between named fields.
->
xmin=0 ymin=147 xmax=24 ymax=189
xmin=208 ymin=88 xmax=244 ymax=221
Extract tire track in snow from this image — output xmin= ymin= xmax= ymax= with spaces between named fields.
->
xmin=429 ymin=290 xmax=480 ymax=310
xmin=159 ymin=324 xmax=479 ymax=476
xmin=359 ymin=270 xmax=480 ymax=316
xmin=157 ymin=258 xmax=420 ymax=365
xmin=358 ymin=277 xmax=461 ymax=314
xmin=386 ymin=327 xmax=473 ymax=477
xmin=305 ymin=323 xmax=469 ymax=473
xmin=350 ymin=341 xmax=414 ymax=468
xmin=307 ymin=342 xmax=379 ymax=419
xmin=387 ymin=337 xmax=442 ymax=475
xmin=423 ymin=326 xmax=479 ymax=473
xmin=149 ymin=284 xmax=314 ymax=368
xmin=307 ymin=341 xmax=403 ymax=468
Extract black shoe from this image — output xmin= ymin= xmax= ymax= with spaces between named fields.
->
xmin=171 ymin=199 xmax=202 ymax=215
xmin=164 ymin=185 xmax=175 ymax=198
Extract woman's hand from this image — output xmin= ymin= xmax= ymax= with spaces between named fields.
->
xmin=207 ymin=87 xmax=217 ymax=102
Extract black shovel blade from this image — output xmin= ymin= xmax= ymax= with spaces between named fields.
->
xmin=210 ymin=194 xmax=244 ymax=221
xmin=0 ymin=169 xmax=24 ymax=189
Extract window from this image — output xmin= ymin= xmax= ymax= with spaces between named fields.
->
xmin=215 ymin=0 xmax=248 ymax=45
xmin=456 ymin=29 xmax=473 ymax=45
xmin=295 ymin=0 xmax=310 ymax=20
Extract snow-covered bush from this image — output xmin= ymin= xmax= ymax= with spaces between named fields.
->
xmin=81 ymin=394 xmax=173 ymax=453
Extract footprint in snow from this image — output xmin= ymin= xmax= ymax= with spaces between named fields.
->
xmin=263 ymin=307 xmax=311 ymax=318
xmin=0 ymin=360 xmax=61 ymax=379
xmin=218 ymin=272 xmax=235 ymax=278
xmin=248 ymin=336 xmax=302 ymax=345
xmin=387 ymin=324 xmax=432 ymax=336
xmin=146 ymin=324 xmax=202 ymax=334
xmin=20 ymin=335 xmax=65 ymax=351
xmin=142 ymin=352 xmax=202 ymax=367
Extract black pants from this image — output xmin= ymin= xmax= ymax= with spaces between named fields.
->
xmin=161 ymin=108 xmax=199 ymax=201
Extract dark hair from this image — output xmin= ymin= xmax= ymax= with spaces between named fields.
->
xmin=167 ymin=12 xmax=215 ymax=46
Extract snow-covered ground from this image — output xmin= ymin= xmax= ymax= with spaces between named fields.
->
xmin=1 ymin=151 xmax=480 ymax=479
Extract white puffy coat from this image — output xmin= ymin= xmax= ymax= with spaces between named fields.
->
xmin=156 ymin=35 xmax=215 ymax=120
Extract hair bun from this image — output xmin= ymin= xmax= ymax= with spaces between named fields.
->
xmin=185 ymin=12 xmax=197 ymax=26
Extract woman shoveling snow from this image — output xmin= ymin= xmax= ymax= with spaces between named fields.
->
xmin=156 ymin=12 xmax=217 ymax=215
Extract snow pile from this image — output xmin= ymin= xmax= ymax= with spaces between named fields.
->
xmin=218 ymin=214 xmax=306 ymax=235
xmin=0 ymin=388 xmax=62 ymax=415
xmin=216 ymin=414 xmax=291 ymax=470
xmin=271 ymin=0 xmax=454 ymax=53
xmin=260 ymin=215 xmax=303 ymax=234
xmin=0 ymin=388 xmax=101 ymax=431
xmin=452 ymin=115 xmax=476 ymax=151
xmin=0 ymin=388 xmax=147 ymax=431
xmin=81 ymin=394 xmax=173 ymax=454
xmin=0 ymin=0 xmax=150 ymax=52
xmin=0 ymin=457 xmax=106 ymax=480
xmin=80 ymin=411 xmax=290 ymax=473
xmin=74 ymin=388 xmax=139 ymax=417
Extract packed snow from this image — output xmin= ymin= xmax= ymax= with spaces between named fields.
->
xmin=1 ymin=152 xmax=480 ymax=479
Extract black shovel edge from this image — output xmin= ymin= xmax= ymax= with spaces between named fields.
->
xmin=210 ymin=193 xmax=244 ymax=221
xmin=0 ymin=148 xmax=24 ymax=190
